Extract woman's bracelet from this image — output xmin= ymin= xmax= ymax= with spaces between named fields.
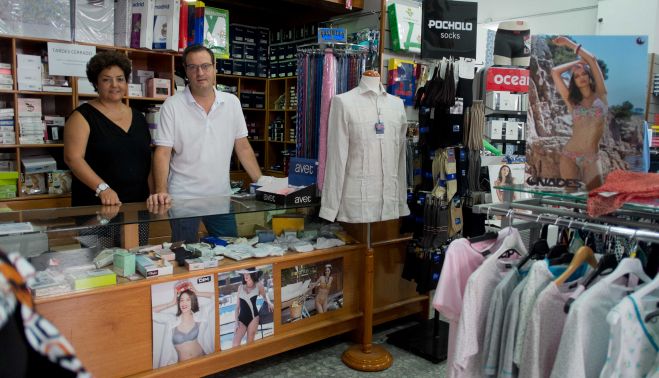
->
xmin=575 ymin=44 xmax=582 ymax=55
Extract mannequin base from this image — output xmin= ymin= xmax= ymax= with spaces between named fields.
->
xmin=341 ymin=344 xmax=393 ymax=372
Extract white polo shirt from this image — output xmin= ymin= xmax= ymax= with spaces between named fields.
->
xmin=153 ymin=86 xmax=247 ymax=199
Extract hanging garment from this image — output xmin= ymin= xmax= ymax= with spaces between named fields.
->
xmin=519 ymin=279 xmax=584 ymax=378
xmin=600 ymin=293 xmax=659 ymax=377
xmin=482 ymin=266 xmax=527 ymax=377
xmin=551 ymin=276 xmax=643 ymax=378
xmin=451 ymin=229 xmax=527 ymax=378
xmin=587 ymin=170 xmax=659 ymax=216
xmin=433 ymin=230 xmax=512 ymax=378
xmin=0 ymin=252 xmax=90 ymax=377
xmin=498 ymin=275 xmax=529 ymax=378
xmin=316 ymin=50 xmax=337 ymax=191
xmin=319 ymin=79 xmax=410 ymax=223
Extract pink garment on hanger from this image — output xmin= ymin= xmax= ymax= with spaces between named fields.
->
xmin=317 ymin=49 xmax=337 ymax=191
xmin=587 ymin=170 xmax=659 ymax=216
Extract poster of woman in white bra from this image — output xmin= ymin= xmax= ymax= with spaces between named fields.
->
xmin=526 ymin=35 xmax=648 ymax=191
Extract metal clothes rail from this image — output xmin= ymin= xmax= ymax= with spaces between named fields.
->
xmin=473 ymin=202 xmax=659 ymax=244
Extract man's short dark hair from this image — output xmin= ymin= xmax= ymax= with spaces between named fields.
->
xmin=182 ymin=44 xmax=215 ymax=68
xmin=86 ymin=51 xmax=132 ymax=92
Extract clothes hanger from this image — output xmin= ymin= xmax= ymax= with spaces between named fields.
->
xmin=554 ymin=245 xmax=598 ymax=286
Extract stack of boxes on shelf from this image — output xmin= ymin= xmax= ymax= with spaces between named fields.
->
xmin=16 ymin=53 xmax=71 ymax=93
xmin=20 ymin=154 xmax=71 ymax=196
xmin=269 ymin=23 xmax=316 ymax=78
xmin=0 ymin=105 xmax=15 ymax=145
xmin=218 ymin=24 xmax=268 ymax=77
xmin=269 ymin=117 xmax=285 ymax=142
xmin=0 ymin=63 xmax=13 ymax=91
xmin=17 ymin=98 xmax=44 ymax=145
xmin=289 ymin=85 xmax=297 ymax=110
xmin=0 ymin=169 xmax=18 ymax=199
xmin=482 ymin=67 xmax=530 ymax=156
xmin=239 ymin=91 xmax=265 ymax=109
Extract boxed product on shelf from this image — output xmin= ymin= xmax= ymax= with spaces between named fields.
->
xmin=387 ymin=2 xmax=421 ymax=54
xmin=232 ymin=60 xmax=245 ymax=76
xmin=231 ymin=44 xmax=244 ymax=59
xmin=145 ymin=105 xmax=161 ymax=140
xmin=68 ymin=268 xmax=117 ymax=290
xmin=257 ymin=62 xmax=268 ymax=78
xmin=387 ymin=58 xmax=416 ymax=106
xmin=244 ymin=28 xmax=256 ymax=43
xmin=485 ymin=91 xmax=528 ymax=112
xmin=0 ymin=0 xmax=71 ymax=41
xmin=231 ymin=24 xmax=245 ymax=42
xmin=219 ymin=59 xmax=232 ymax=75
xmin=47 ymin=170 xmax=72 ymax=194
xmin=44 ymin=115 xmax=65 ymax=142
xmin=16 ymin=54 xmax=42 ymax=92
xmin=145 ymin=78 xmax=171 ymax=98
xmin=257 ymin=28 xmax=269 ymax=44
xmin=204 ymin=7 xmax=229 ymax=59
xmin=128 ymin=83 xmax=143 ymax=97
xmin=77 ymin=78 xmax=96 ymax=94
xmin=185 ymin=256 xmax=219 ymax=271
xmin=21 ymin=155 xmax=56 ymax=174
xmin=253 ymin=92 xmax=265 ymax=108
xmin=177 ymin=0 xmax=187 ymax=51
xmin=239 ymin=92 xmax=253 ymax=108
xmin=485 ymin=119 xmax=505 ymax=140
xmin=256 ymin=46 xmax=268 ymax=62
xmin=21 ymin=172 xmax=47 ymax=195
xmin=73 ymin=0 xmax=115 ymax=46
xmin=18 ymin=98 xmax=42 ymax=116
xmin=244 ymin=44 xmax=256 ymax=60
xmin=131 ymin=0 xmax=156 ymax=49
xmin=152 ymin=0 xmax=180 ymax=51
xmin=245 ymin=61 xmax=257 ymax=77
xmin=0 ymin=75 xmax=12 ymax=85
xmin=114 ymin=0 xmax=133 ymax=47
xmin=136 ymin=254 xmax=173 ymax=277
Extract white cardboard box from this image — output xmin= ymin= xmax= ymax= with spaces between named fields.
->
xmin=136 ymin=254 xmax=173 ymax=278
xmin=21 ymin=155 xmax=56 ymax=173
xmin=485 ymin=120 xmax=504 ymax=140
xmin=74 ymin=0 xmax=115 ymax=46
xmin=131 ymin=0 xmax=156 ymax=49
xmin=152 ymin=0 xmax=180 ymax=51
xmin=114 ymin=0 xmax=133 ymax=47
xmin=16 ymin=54 xmax=42 ymax=92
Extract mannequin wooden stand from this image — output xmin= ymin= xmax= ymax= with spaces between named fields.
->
xmin=342 ymin=223 xmax=393 ymax=371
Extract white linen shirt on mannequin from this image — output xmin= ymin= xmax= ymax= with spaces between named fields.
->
xmin=153 ymin=86 xmax=248 ymax=199
xmin=319 ymin=76 xmax=410 ymax=223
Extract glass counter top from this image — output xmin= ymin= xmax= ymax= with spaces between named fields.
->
xmin=0 ymin=194 xmax=320 ymax=234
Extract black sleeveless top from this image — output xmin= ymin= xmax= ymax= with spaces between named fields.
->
xmin=71 ymin=103 xmax=151 ymax=206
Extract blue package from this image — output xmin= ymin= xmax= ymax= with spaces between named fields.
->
xmin=201 ymin=236 xmax=228 ymax=247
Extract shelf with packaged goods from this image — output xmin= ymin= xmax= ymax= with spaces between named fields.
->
xmin=16 ymin=90 xmax=73 ymax=96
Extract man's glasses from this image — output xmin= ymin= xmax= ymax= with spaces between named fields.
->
xmin=185 ymin=63 xmax=214 ymax=73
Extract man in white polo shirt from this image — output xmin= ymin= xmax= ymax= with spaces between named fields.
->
xmin=147 ymin=45 xmax=269 ymax=241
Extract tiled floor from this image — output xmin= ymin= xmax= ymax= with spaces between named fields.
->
xmin=210 ymin=320 xmax=447 ymax=378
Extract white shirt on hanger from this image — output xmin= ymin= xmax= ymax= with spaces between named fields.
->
xmin=319 ymin=76 xmax=410 ymax=223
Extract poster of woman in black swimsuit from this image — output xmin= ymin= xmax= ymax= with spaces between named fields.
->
xmin=526 ymin=35 xmax=647 ymax=191
xmin=151 ymin=276 xmax=216 ymax=368
xmin=218 ymin=265 xmax=274 ymax=350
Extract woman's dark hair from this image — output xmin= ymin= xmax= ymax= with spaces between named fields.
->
xmin=241 ymin=268 xmax=262 ymax=285
xmin=176 ymin=289 xmax=200 ymax=316
xmin=182 ymin=44 xmax=215 ymax=68
xmin=86 ymin=51 xmax=132 ymax=92
xmin=498 ymin=165 xmax=514 ymax=185
xmin=567 ymin=64 xmax=596 ymax=105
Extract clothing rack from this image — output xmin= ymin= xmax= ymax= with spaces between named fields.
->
xmin=296 ymin=42 xmax=368 ymax=54
xmin=473 ymin=202 xmax=659 ymax=244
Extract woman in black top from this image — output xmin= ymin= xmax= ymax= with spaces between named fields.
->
xmin=64 ymin=51 xmax=151 ymax=206
xmin=64 ymin=51 xmax=152 ymax=246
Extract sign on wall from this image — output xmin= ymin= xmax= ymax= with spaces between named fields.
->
xmin=485 ymin=67 xmax=530 ymax=92
xmin=421 ymin=0 xmax=477 ymax=59
xmin=47 ymin=42 xmax=96 ymax=77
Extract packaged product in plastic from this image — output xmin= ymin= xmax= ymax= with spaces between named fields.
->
xmin=74 ymin=0 xmax=114 ymax=46
xmin=0 ymin=0 xmax=72 ymax=41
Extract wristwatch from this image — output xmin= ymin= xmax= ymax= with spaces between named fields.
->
xmin=95 ymin=182 xmax=110 ymax=197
